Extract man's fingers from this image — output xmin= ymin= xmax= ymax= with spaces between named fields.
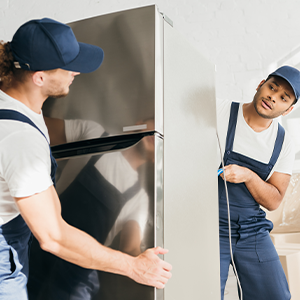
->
xmin=151 ymin=247 xmax=172 ymax=271
xmin=161 ymin=260 xmax=172 ymax=272
xmin=162 ymin=269 xmax=172 ymax=279
xmin=153 ymin=246 xmax=169 ymax=255
xmin=131 ymin=247 xmax=172 ymax=288
xmin=154 ymin=271 xmax=172 ymax=289
xmin=155 ymin=282 xmax=165 ymax=289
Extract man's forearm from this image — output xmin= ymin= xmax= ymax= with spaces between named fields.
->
xmin=16 ymin=186 xmax=171 ymax=288
xmin=222 ymin=164 xmax=290 ymax=211
xmin=41 ymin=222 xmax=171 ymax=288
xmin=244 ymin=170 xmax=283 ymax=210
xmin=41 ymin=220 xmax=133 ymax=275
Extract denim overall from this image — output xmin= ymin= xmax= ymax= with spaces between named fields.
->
xmin=0 ymin=109 xmax=57 ymax=300
xmin=219 ymin=102 xmax=291 ymax=300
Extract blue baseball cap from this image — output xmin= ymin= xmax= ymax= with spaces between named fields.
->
xmin=269 ymin=65 xmax=300 ymax=103
xmin=10 ymin=18 xmax=104 ymax=73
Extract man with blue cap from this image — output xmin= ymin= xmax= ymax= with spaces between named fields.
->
xmin=217 ymin=65 xmax=300 ymax=300
xmin=0 ymin=18 xmax=171 ymax=299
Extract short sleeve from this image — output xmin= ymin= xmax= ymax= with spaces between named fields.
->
xmin=216 ymin=99 xmax=232 ymax=155
xmin=272 ymin=132 xmax=295 ymax=176
xmin=0 ymin=129 xmax=53 ymax=197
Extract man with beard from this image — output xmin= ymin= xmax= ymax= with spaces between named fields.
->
xmin=217 ymin=65 xmax=300 ymax=300
xmin=0 ymin=18 xmax=171 ymax=300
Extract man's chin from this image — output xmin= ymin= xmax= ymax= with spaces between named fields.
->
xmin=254 ymin=102 xmax=274 ymax=119
xmin=49 ymin=92 xmax=69 ymax=99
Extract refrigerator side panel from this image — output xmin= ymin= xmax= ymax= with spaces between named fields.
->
xmin=163 ymin=23 xmax=220 ymax=299
xmin=154 ymin=7 xmax=164 ymax=136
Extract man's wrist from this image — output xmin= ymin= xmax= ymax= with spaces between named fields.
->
xmin=244 ymin=167 xmax=254 ymax=183
xmin=115 ymin=250 xmax=135 ymax=279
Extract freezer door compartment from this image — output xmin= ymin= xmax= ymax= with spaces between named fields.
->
xmin=42 ymin=5 xmax=163 ymax=140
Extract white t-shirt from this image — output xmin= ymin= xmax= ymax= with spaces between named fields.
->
xmin=0 ymin=90 xmax=53 ymax=225
xmin=216 ymin=100 xmax=295 ymax=179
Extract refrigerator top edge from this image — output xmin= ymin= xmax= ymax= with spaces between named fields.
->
xmin=68 ymin=4 xmax=160 ymax=25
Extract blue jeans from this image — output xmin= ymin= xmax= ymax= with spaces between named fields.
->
xmin=0 ymin=215 xmax=32 ymax=300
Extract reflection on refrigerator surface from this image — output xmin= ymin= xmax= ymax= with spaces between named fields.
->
xmin=28 ymin=118 xmax=157 ymax=300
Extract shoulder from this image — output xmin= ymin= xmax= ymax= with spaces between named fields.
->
xmin=271 ymin=121 xmax=295 ymax=175
xmin=216 ymin=98 xmax=232 ymax=112
xmin=0 ymin=128 xmax=52 ymax=198
xmin=282 ymin=127 xmax=295 ymax=154
xmin=216 ymin=99 xmax=237 ymax=126
xmin=216 ymin=99 xmax=241 ymax=118
xmin=0 ymin=126 xmax=50 ymax=165
xmin=0 ymin=121 xmax=47 ymax=145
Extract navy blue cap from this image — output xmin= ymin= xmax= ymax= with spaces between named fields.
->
xmin=10 ymin=18 xmax=104 ymax=73
xmin=269 ymin=65 xmax=300 ymax=103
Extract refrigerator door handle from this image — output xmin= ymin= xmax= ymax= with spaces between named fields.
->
xmin=51 ymin=131 xmax=157 ymax=160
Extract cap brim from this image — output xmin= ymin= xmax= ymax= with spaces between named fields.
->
xmin=270 ymin=69 xmax=299 ymax=101
xmin=62 ymin=42 xmax=104 ymax=73
xmin=280 ymin=75 xmax=298 ymax=100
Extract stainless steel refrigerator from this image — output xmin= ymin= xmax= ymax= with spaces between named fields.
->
xmin=28 ymin=5 xmax=220 ymax=300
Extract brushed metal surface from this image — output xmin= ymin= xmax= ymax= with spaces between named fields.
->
xmin=42 ymin=5 xmax=163 ymax=140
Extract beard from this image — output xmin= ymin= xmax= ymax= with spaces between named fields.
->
xmin=46 ymin=78 xmax=70 ymax=99
xmin=253 ymin=97 xmax=287 ymax=119
xmin=46 ymin=86 xmax=70 ymax=99
xmin=48 ymin=92 xmax=69 ymax=99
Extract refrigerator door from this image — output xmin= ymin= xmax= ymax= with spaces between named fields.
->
xmin=42 ymin=5 xmax=163 ymax=142
xmin=27 ymin=134 xmax=163 ymax=300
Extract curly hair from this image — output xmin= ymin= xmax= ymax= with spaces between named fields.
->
xmin=0 ymin=41 xmax=14 ymax=87
xmin=0 ymin=41 xmax=33 ymax=88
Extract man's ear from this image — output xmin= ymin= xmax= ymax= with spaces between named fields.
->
xmin=256 ymin=79 xmax=266 ymax=91
xmin=282 ymin=105 xmax=294 ymax=117
xmin=32 ymin=71 xmax=45 ymax=87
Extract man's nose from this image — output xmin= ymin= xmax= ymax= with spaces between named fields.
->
xmin=267 ymin=93 xmax=275 ymax=102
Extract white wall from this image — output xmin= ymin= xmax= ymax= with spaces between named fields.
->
xmin=1 ymin=0 xmax=300 ymax=102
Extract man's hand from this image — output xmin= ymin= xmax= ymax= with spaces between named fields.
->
xmin=16 ymin=186 xmax=172 ymax=288
xmin=129 ymin=247 xmax=172 ymax=289
xmin=220 ymin=164 xmax=252 ymax=184
xmin=219 ymin=164 xmax=291 ymax=211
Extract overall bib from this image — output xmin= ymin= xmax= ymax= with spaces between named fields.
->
xmin=219 ymin=102 xmax=291 ymax=300
xmin=0 ymin=109 xmax=57 ymax=300
xmin=28 ymin=154 xmax=141 ymax=300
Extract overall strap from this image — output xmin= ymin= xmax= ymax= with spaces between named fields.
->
xmin=268 ymin=123 xmax=285 ymax=170
xmin=122 ymin=181 xmax=141 ymax=202
xmin=225 ymin=102 xmax=239 ymax=152
xmin=0 ymin=109 xmax=57 ymax=187
xmin=0 ymin=109 xmax=47 ymax=139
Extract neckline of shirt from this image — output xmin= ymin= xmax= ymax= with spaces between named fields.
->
xmin=238 ymin=103 xmax=276 ymax=135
